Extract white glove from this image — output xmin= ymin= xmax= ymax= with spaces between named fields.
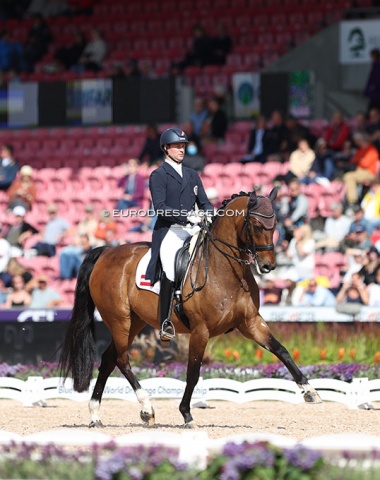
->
xmin=187 ymin=211 xmax=202 ymax=225
xmin=205 ymin=212 xmax=213 ymax=224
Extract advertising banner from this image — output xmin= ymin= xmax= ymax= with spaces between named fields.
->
xmin=232 ymin=72 xmax=260 ymax=118
xmin=340 ymin=20 xmax=380 ymax=64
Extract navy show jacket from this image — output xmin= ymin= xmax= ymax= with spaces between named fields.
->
xmin=145 ymin=161 xmax=214 ymax=284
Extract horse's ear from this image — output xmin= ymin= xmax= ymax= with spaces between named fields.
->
xmin=269 ymin=186 xmax=279 ymax=203
xmin=248 ymin=190 xmax=258 ymax=210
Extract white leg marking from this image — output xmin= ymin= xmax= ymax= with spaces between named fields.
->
xmin=136 ymin=388 xmax=153 ymax=414
xmin=89 ymin=399 xmax=101 ymax=423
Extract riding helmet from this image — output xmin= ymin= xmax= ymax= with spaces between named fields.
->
xmin=160 ymin=128 xmax=189 ymax=151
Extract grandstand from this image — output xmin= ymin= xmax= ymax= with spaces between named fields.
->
xmin=0 ymin=0 xmax=379 ymax=306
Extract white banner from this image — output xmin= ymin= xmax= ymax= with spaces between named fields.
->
xmin=260 ymin=306 xmax=380 ymax=322
xmin=66 ymin=79 xmax=112 ymax=125
xmin=232 ymin=72 xmax=260 ymax=118
xmin=340 ymin=20 xmax=380 ymax=64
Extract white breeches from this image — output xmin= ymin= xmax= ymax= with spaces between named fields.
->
xmin=160 ymin=224 xmax=198 ymax=281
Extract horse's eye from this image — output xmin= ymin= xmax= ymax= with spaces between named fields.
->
xmin=253 ymin=225 xmax=262 ymax=233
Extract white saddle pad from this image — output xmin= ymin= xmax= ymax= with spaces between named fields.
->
xmin=136 ymin=250 xmax=160 ymax=295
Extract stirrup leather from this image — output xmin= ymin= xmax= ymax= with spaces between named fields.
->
xmin=160 ymin=319 xmax=175 ymax=341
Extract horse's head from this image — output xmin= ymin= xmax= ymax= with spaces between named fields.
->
xmin=241 ymin=186 xmax=279 ymax=274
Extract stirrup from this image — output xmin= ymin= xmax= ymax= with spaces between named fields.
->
xmin=160 ymin=319 xmax=175 ymax=341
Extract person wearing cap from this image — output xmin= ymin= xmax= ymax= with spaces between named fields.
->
xmin=348 ymin=205 xmax=373 ymax=235
xmin=29 ymin=274 xmax=64 ymax=308
xmin=4 ymin=206 xmax=38 ymax=257
xmin=0 ymin=144 xmax=19 ymax=191
xmin=145 ymin=127 xmax=214 ymax=342
xmin=31 ymin=203 xmax=70 ymax=257
xmin=7 ymin=164 xmax=37 ymax=211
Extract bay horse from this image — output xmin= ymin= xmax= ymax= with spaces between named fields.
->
xmin=59 ymin=187 xmax=322 ymax=428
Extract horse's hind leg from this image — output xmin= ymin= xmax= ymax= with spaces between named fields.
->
xmin=239 ymin=316 xmax=322 ymax=404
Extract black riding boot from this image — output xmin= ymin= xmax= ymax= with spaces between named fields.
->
xmin=159 ymin=273 xmax=175 ymax=342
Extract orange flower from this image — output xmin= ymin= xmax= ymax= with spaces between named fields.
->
xmin=349 ymin=348 xmax=356 ymax=360
xmin=256 ymin=349 xmax=263 ymax=359
xmin=224 ymin=348 xmax=232 ymax=359
xmin=320 ymin=349 xmax=327 ymax=360
xmin=233 ymin=350 xmax=240 ymax=360
xmin=374 ymin=352 xmax=380 ymax=364
xmin=338 ymin=348 xmax=345 ymax=360
xmin=293 ymin=349 xmax=300 ymax=361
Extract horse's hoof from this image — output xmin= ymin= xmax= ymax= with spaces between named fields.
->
xmin=303 ymin=390 xmax=323 ymax=404
xmin=140 ymin=408 xmax=155 ymax=426
xmin=184 ymin=421 xmax=198 ymax=429
xmin=89 ymin=420 xmax=104 ymax=428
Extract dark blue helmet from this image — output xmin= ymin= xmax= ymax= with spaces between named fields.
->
xmin=160 ymin=128 xmax=189 ymax=151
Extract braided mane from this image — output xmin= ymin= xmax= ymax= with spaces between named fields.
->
xmin=218 ymin=191 xmax=250 ymax=213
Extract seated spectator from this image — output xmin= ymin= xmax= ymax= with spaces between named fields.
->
xmin=46 ymin=31 xmax=86 ymax=72
xmin=138 ymin=124 xmax=162 ymax=166
xmin=7 ymin=165 xmax=36 ymax=211
xmin=311 ymin=137 xmax=336 ymax=181
xmin=189 ymin=97 xmax=208 ymax=143
xmin=128 ymin=213 xmax=157 ymax=234
xmin=22 ymin=13 xmax=52 ymax=72
xmin=240 ymin=115 xmax=270 ymax=164
xmin=367 ymin=267 xmax=380 ymax=306
xmin=285 ymin=115 xmax=316 ymax=151
xmin=0 ymin=278 xmax=9 ymax=304
xmin=261 ymin=275 xmax=282 ymax=305
xmin=348 ymin=204 xmax=373 ymax=235
xmin=201 ymin=96 xmax=228 ymax=145
xmin=72 ymin=27 xmax=107 ymax=72
xmin=298 ymin=278 xmax=337 ymax=307
xmin=104 ymin=228 xmax=121 ymax=247
xmin=29 ymin=274 xmax=64 ymax=308
xmin=0 ymin=30 xmax=24 ymax=73
xmin=361 ymin=178 xmax=380 ymax=229
xmin=314 ymin=202 xmax=351 ymax=252
xmin=0 ymin=257 xmax=33 ymax=290
xmin=4 ymin=205 xmax=38 ymax=257
xmin=211 ymin=22 xmax=232 ymax=65
xmin=180 ymin=24 xmax=214 ymax=69
xmin=0 ymin=224 xmax=11 ymax=274
xmin=279 ymin=270 xmax=300 ymax=306
xmin=1 ymin=274 xmax=31 ymax=308
xmin=281 ymin=224 xmax=316 ymax=282
xmin=72 ymin=203 xmax=98 ymax=245
xmin=358 ymin=246 xmax=380 ymax=285
xmin=264 ymin=110 xmax=289 ymax=162
xmin=336 ymin=272 xmax=368 ymax=311
xmin=276 ymin=138 xmax=315 ymax=185
xmin=324 ymin=111 xmax=351 ymax=152
xmin=59 ymin=234 xmax=93 ymax=279
xmin=366 ymin=106 xmax=380 ymax=155
xmin=116 ymin=158 xmax=146 ymax=210
xmin=182 ymin=139 xmax=206 ymax=172
xmin=343 ymin=132 xmax=379 ymax=207
xmin=0 ymin=144 xmax=19 ymax=191
xmin=94 ymin=210 xmax=117 ymax=246
xmin=31 ymin=203 xmax=70 ymax=257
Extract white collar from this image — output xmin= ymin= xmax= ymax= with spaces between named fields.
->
xmin=165 ymin=158 xmax=183 ymax=177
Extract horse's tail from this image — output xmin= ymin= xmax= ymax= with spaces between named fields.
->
xmin=59 ymin=246 xmax=108 ymax=392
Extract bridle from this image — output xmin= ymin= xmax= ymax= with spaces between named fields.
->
xmin=184 ymin=196 xmax=276 ymax=297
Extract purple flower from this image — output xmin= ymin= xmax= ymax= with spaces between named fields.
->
xmin=284 ymin=447 xmax=322 ymax=470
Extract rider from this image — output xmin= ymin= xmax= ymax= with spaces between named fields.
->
xmin=145 ymin=127 xmax=214 ymax=342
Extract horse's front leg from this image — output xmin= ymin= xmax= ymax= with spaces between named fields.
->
xmin=238 ymin=315 xmax=322 ymax=404
xmin=179 ymin=328 xmax=209 ymax=427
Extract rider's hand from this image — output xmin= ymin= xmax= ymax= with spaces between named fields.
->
xmin=187 ymin=211 xmax=202 ymax=225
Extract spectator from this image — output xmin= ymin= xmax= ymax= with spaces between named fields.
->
xmin=324 ymin=111 xmax=351 ymax=152
xmin=138 ymin=124 xmax=162 ymax=166
xmin=7 ymin=165 xmax=37 ymax=211
xmin=364 ymin=48 xmax=380 ymax=112
xmin=4 ymin=205 xmax=38 ymax=257
xmin=0 ymin=278 xmax=9 ymax=304
xmin=29 ymin=274 xmax=64 ymax=308
xmin=182 ymin=139 xmax=206 ymax=172
xmin=343 ymin=131 xmax=379 ymax=207
xmin=276 ymin=138 xmax=315 ymax=185
xmin=0 ymin=224 xmax=11 ymax=273
xmin=361 ymin=178 xmax=380 ymax=229
xmin=116 ymin=158 xmax=146 ymax=210
xmin=22 ymin=13 xmax=52 ymax=72
xmin=367 ymin=267 xmax=380 ymax=306
xmin=279 ymin=271 xmax=300 ymax=306
xmin=124 ymin=58 xmax=140 ymax=78
xmin=104 ymin=228 xmax=120 ymax=247
xmin=59 ymin=233 xmax=93 ymax=279
xmin=94 ymin=210 xmax=118 ymax=246
xmin=278 ymin=178 xmax=309 ymax=242
xmin=284 ymin=114 xmax=316 ymax=153
xmin=46 ymin=31 xmax=86 ymax=72
xmin=348 ymin=204 xmax=373 ymax=235
xmin=298 ymin=279 xmax=337 ymax=307
xmin=1 ymin=274 xmax=31 ymax=308
xmin=315 ymin=202 xmax=351 ymax=252
xmin=312 ymin=137 xmax=336 ymax=181
xmin=0 ymin=257 xmax=33 ymax=290
xmin=264 ymin=110 xmax=289 ymax=162
xmin=72 ymin=203 xmax=98 ymax=245
xmin=31 ymin=203 xmax=70 ymax=257
xmin=261 ymin=275 xmax=282 ymax=305
xmin=0 ymin=30 xmax=24 ymax=72
xmin=189 ymin=97 xmax=208 ymax=142
xmin=366 ymin=106 xmax=380 ymax=155
xmin=211 ymin=22 xmax=232 ymax=65
xmin=0 ymin=144 xmax=19 ymax=191
xmin=281 ymin=224 xmax=316 ymax=281
xmin=336 ymin=272 xmax=368 ymax=310
xmin=128 ymin=213 xmax=157 ymax=234
xmin=108 ymin=61 xmax=126 ymax=79
xmin=358 ymin=246 xmax=380 ymax=285
xmin=180 ymin=24 xmax=214 ymax=69
xmin=240 ymin=115 xmax=270 ymax=164
xmin=201 ymin=96 xmax=228 ymax=144
xmin=72 ymin=27 xmax=107 ymax=72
